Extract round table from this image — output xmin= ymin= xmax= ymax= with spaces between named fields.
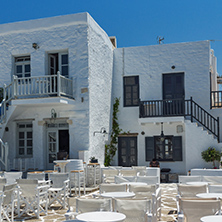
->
xmin=76 ymin=211 xmax=126 ymax=222
xmin=53 ymin=160 xmax=70 ymax=173
xmin=200 ymin=215 xmax=222 ymax=222
xmin=196 ymin=192 xmax=222 ymax=198
xmin=101 ymin=191 xmax=135 ymax=198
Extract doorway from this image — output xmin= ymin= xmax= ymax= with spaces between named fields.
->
xmin=118 ymin=137 xmax=137 ymax=167
xmin=46 ymin=123 xmax=69 ymax=169
xmin=163 ymin=73 xmax=185 ymax=115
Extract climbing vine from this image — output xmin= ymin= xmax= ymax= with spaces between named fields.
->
xmin=104 ymin=97 xmax=122 ymax=166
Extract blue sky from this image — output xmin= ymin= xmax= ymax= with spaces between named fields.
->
xmin=1 ymin=0 xmax=222 ymax=74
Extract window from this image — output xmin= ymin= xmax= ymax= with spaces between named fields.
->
xmin=17 ymin=123 xmax=33 ymax=157
xmin=123 ymin=76 xmax=139 ymax=107
xmin=145 ymin=136 xmax=182 ymax=161
xmin=15 ymin=56 xmax=31 ymax=78
xmin=49 ymin=52 xmax=69 ymax=77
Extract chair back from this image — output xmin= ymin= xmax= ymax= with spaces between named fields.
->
xmin=202 ymin=176 xmax=222 ymax=184
xmin=27 ymin=172 xmax=45 ymax=180
xmin=114 ymin=198 xmax=150 ymax=222
xmin=16 ymin=179 xmax=38 ymax=198
xmin=146 ymin=167 xmax=160 ymax=176
xmin=208 ymin=184 xmax=222 ymax=193
xmin=119 ymin=169 xmax=137 ymax=176
xmin=103 ymin=169 xmax=119 ymax=183
xmin=179 ymin=197 xmax=221 ymax=222
xmin=0 ymin=178 xmax=6 ymax=191
xmin=178 ymin=175 xmax=202 ymax=183
xmin=49 ymin=173 xmax=69 ymax=188
xmin=115 ymin=176 xmax=136 ymax=184
xmin=65 ymin=159 xmax=84 ymax=172
xmin=3 ymin=183 xmax=17 ymax=205
xmin=99 ymin=183 xmax=127 ymax=193
xmin=177 ymin=184 xmax=207 ymax=197
xmin=4 ymin=172 xmax=23 ymax=184
xmin=129 ymin=184 xmax=156 ymax=199
xmin=132 ymin=166 xmax=146 ymax=176
xmin=137 ymin=176 xmax=159 ymax=185
xmin=76 ymin=198 xmax=112 ymax=213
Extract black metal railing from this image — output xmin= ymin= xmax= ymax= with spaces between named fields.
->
xmin=211 ymin=91 xmax=222 ymax=108
xmin=139 ymin=97 xmax=220 ymax=142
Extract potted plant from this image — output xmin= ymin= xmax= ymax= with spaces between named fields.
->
xmin=201 ymin=147 xmax=221 ymax=169
xmin=89 ymin=156 xmax=98 ymax=163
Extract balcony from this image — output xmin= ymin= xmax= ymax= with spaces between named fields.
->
xmin=0 ymin=72 xmax=74 ymax=123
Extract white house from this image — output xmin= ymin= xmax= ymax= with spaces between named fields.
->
xmin=0 ymin=12 xmax=221 ymax=174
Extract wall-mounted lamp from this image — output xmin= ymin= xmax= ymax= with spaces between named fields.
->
xmin=32 ymin=43 xmax=39 ymax=50
xmin=50 ymin=108 xmax=57 ymax=123
xmin=93 ymin=127 xmax=108 ymax=136
xmin=160 ymin=122 xmax=165 ymax=142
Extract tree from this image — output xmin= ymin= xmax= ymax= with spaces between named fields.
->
xmin=201 ymin=147 xmax=221 ymax=168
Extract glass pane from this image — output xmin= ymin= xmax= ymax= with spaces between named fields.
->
xmin=49 ymin=132 xmax=56 ymax=142
xmin=25 ymin=64 xmax=30 ymax=72
xmin=125 ymin=77 xmax=135 ymax=85
xmin=27 ymin=132 xmax=32 ymax=138
xmin=19 ymin=132 xmax=24 ymax=139
xmin=62 ymin=54 xmax=68 ymax=64
xmin=49 ymin=154 xmax=56 ymax=163
xmin=121 ymin=148 xmax=126 ymax=155
xmin=26 ymin=124 xmax=32 ymax=128
xmin=19 ymin=140 xmax=24 ymax=146
xmin=16 ymin=65 xmax=22 ymax=73
xmin=19 ymin=124 xmax=25 ymax=128
xmin=27 ymin=148 xmax=32 ymax=155
xmin=19 ymin=148 xmax=24 ymax=155
xmin=131 ymin=148 xmax=135 ymax=155
xmin=27 ymin=140 xmax=32 ymax=146
xmin=121 ymin=156 xmax=126 ymax=163
xmin=130 ymin=140 xmax=135 ymax=147
xmin=62 ymin=66 xmax=68 ymax=76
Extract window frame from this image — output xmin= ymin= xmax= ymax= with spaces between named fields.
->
xmin=123 ymin=76 xmax=139 ymax=107
xmin=17 ymin=122 xmax=33 ymax=158
xmin=14 ymin=56 xmax=31 ymax=78
xmin=145 ymin=135 xmax=182 ymax=161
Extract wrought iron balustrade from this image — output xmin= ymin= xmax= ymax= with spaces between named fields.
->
xmin=139 ymin=97 xmax=220 ymax=142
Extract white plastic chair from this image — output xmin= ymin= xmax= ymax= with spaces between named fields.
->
xmin=27 ymin=172 xmax=45 ymax=180
xmin=119 ymin=169 xmax=137 ymax=176
xmin=102 ymin=169 xmax=119 ymax=183
xmin=132 ymin=166 xmax=146 ymax=176
xmin=65 ymin=159 xmax=85 ymax=197
xmin=137 ymin=176 xmax=159 ymax=185
xmin=177 ymin=184 xmax=207 ymax=197
xmin=129 ymin=184 xmax=156 ymax=199
xmin=202 ymin=176 xmax=222 ymax=184
xmin=99 ymin=183 xmax=127 ymax=193
xmin=16 ymin=179 xmax=49 ymax=218
xmin=178 ymin=175 xmax=202 ymax=183
xmin=114 ymin=198 xmax=151 ymax=222
xmin=177 ymin=197 xmax=221 ymax=222
xmin=0 ymin=178 xmax=6 ymax=191
xmin=48 ymin=173 xmax=70 ymax=208
xmin=115 ymin=175 xmax=136 ymax=184
xmin=4 ymin=172 xmax=23 ymax=184
xmin=208 ymin=184 xmax=222 ymax=193
xmin=2 ymin=183 xmax=17 ymax=222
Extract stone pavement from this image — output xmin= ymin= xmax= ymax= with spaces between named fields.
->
xmin=15 ymin=183 xmax=178 ymax=222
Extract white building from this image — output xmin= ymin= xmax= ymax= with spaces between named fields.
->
xmin=0 ymin=12 xmax=221 ymax=174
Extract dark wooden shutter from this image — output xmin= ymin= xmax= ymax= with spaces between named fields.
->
xmin=173 ymin=136 xmax=182 ymax=161
xmin=145 ymin=137 xmax=154 ymax=161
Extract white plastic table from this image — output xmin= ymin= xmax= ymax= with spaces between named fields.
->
xmin=196 ymin=192 xmax=222 ymax=198
xmin=53 ymin=160 xmax=70 ymax=173
xmin=76 ymin=211 xmax=126 ymax=222
xmin=101 ymin=191 xmax=135 ymax=198
xmin=200 ymin=215 xmax=222 ymax=222
xmin=120 ymin=182 xmax=146 ymax=185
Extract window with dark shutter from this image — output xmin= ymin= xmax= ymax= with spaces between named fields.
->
xmin=173 ymin=136 xmax=182 ymax=161
xmin=123 ymin=76 xmax=139 ymax=107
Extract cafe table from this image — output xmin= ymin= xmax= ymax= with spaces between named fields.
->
xmin=76 ymin=211 xmax=126 ymax=222
xmin=200 ymin=215 xmax=222 ymax=222
xmin=101 ymin=191 xmax=135 ymax=198
xmin=53 ymin=160 xmax=70 ymax=173
xmin=196 ymin=192 xmax=222 ymax=199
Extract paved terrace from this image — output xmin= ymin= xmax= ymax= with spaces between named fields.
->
xmin=17 ymin=183 xmax=178 ymax=222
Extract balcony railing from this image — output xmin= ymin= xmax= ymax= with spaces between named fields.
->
xmin=0 ymin=72 xmax=74 ymax=123
xmin=139 ymin=97 xmax=220 ymax=141
xmin=211 ymin=91 xmax=222 ymax=108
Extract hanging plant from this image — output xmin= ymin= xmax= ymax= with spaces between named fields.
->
xmin=104 ymin=97 xmax=122 ymax=166
xmin=201 ymin=147 xmax=221 ymax=168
